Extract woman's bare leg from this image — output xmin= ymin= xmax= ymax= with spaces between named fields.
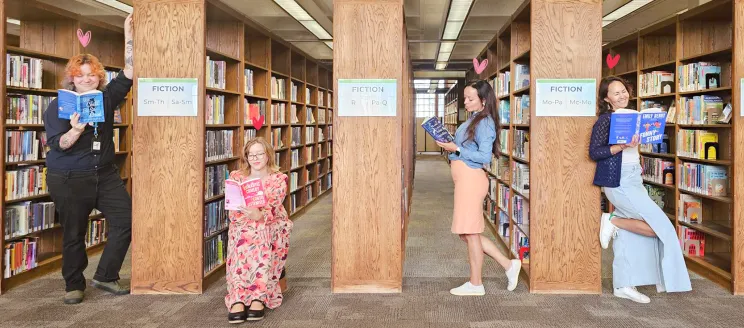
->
xmin=460 ymin=234 xmax=514 ymax=270
xmin=611 ymin=217 xmax=656 ymax=237
xmin=464 ymin=234 xmax=484 ymax=285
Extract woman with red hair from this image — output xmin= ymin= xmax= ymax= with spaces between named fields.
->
xmin=43 ymin=13 xmax=135 ymax=305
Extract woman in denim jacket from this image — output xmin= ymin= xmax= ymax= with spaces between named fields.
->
xmin=589 ymin=77 xmax=691 ymax=303
xmin=437 ymin=80 xmax=521 ymax=296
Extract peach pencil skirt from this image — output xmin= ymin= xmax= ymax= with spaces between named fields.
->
xmin=450 ymin=159 xmax=487 ymax=235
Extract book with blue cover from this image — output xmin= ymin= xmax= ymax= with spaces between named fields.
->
xmin=421 ymin=116 xmax=454 ymax=143
xmin=57 ymin=89 xmax=105 ymax=123
xmin=608 ymin=108 xmax=668 ymax=145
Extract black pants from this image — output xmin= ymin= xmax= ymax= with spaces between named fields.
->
xmin=46 ymin=165 xmax=132 ymax=292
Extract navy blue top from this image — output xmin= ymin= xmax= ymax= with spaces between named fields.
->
xmin=448 ymin=114 xmax=497 ymax=169
xmin=589 ymin=112 xmax=622 ymax=187
xmin=44 ymin=71 xmax=132 ymax=171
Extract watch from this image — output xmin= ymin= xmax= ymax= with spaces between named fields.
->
xmin=455 ymin=147 xmax=461 ymax=156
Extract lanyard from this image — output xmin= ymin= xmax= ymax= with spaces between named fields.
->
xmin=93 ymin=122 xmax=99 ymax=138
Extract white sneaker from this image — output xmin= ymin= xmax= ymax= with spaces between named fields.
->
xmin=614 ymin=287 xmax=651 ymax=304
xmin=505 ymin=259 xmax=521 ymax=291
xmin=450 ymin=281 xmax=485 ymax=296
xmin=599 ymin=213 xmax=618 ymax=249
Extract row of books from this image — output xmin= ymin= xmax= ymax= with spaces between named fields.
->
xmin=495 ymin=72 xmax=510 ymax=97
xmin=512 ymin=225 xmax=530 ymax=263
xmin=514 ymin=95 xmax=529 ymax=124
xmin=6 ymin=54 xmax=43 ymax=89
xmin=513 ymin=195 xmax=529 ymax=227
xmin=6 ymin=94 xmax=53 ymax=124
xmin=499 ymin=100 xmax=510 ymax=124
xmin=513 ymin=130 xmax=529 ymax=161
xmin=204 ymin=199 xmax=228 ymax=238
xmin=640 ymin=156 xmax=674 ymax=185
xmin=514 ymin=64 xmax=530 ymax=90
xmin=206 ymin=57 xmax=226 ymax=90
xmin=270 ymin=103 xmax=287 ymax=124
xmin=245 ymin=69 xmax=255 ymax=95
xmin=271 ymin=77 xmax=287 ymax=100
xmin=205 ymin=164 xmax=228 ymax=200
xmin=6 ymin=165 xmax=47 ymax=201
xmin=204 ymin=231 xmax=227 ymax=275
xmin=4 ymin=201 xmax=55 ymax=239
xmin=245 ymin=99 xmax=267 ymax=125
xmin=4 ymin=217 xmax=108 ymax=279
xmin=205 ymin=94 xmax=225 ymax=125
xmin=678 ymin=162 xmax=727 ymax=197
xmin=512 ymin=162 xmax=529 ymax=198
xmin=5 ymin=130 xmax=47 ymax=163
xmin=677 ymin=62 xmax=724 ymax=92
xmin=677 ymin=129 xmax=719 ymax=159
xmin=205 ymin=130 xmax=234 ymax=163
xmin=639 ymin=71 xmax=674 ymax=97
xmin=271 ymin=128 xmax=284 ymax=149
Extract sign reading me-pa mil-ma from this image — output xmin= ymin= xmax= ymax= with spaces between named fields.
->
xmin=137 ymin=78 xmax=199 ymax=117
xmin=338 ymin=79 xmax=397 ymax=117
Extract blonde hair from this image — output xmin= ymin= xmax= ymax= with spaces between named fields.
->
xmin=241 ymin=137 xmax=280 ymax=174
xmin=61 ymin=54 xmax=107 ymax=91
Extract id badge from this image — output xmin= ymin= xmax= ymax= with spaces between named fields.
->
xmin=91 ymin=135 xmax=102 ymax=154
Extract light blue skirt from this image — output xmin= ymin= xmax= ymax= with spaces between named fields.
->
xmin=602 ymin=162 xmax=692 ymax=293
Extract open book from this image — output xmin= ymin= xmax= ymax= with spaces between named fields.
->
xmin=224 ymin=178 xmax=267 ymax=210
xmin=421 ymin=116 xmax=454 ymax=143
xmin=57 ymin=89 xmax=105 ymax=123
xmin=608 ymin=108 xmax=668 ymax=145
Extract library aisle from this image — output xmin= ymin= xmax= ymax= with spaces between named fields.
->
xmin=1 ymin=156 xmax=744 ymax=327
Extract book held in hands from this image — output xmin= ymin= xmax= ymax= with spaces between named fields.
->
xmin=421 ymin=116 xmax=454 ymax=143
xmin=224 ymin=178 xmax=267 ymax=210
xmin=57 ymin=89 xmax=105 ymax=123
xmin=608 ymin=108 xmax=668 ymax=145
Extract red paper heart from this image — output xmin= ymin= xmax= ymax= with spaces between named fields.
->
xmin=251 ymin=115 xmax=264 ymax=130
xmin=606 ymin=53 xmax=620 ymax=69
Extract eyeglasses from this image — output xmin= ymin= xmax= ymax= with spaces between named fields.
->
xmin=247 ymin=153 xmax=266 ymax=160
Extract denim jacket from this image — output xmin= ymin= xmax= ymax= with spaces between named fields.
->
xmin=448 ymin=115 xmax=497 ymax=169
xmin=589 ymin=113 xmax=622 ymax=187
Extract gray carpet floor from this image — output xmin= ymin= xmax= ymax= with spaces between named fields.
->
xmin=1 ymin=155 xmax=742 ymax=327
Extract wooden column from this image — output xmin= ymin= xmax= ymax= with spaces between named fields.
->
xmin=332 ymin=0 xmax=406 ymax=293
xmin=733 ymin=0 xmax=744 ymax=295
xmin=131 ymin=0 xmax=206 ymax=294
xmin=530 ymin=0 xmax=603 ymax=293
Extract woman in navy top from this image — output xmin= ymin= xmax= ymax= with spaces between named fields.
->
xmin=437 ymin=80 xmax=521 ymax=296
xmin=590 ymin=77 xmax=691 ymax=303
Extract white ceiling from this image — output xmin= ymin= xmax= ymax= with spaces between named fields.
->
xmin=4 ymin=0 xmax=718 ymax=73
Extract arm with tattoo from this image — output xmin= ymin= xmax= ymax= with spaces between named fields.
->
xmin=58 ymin=128 xmax=84 ymax=150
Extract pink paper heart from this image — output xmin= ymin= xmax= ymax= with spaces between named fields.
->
xmin=473 ymin=58 xmax=488 ymax=74
xmin=77 ymin=29 xmax=91 ymax=48
xmin=251 ymin=115 xmax=265 ymax=130
xmin=606 ymin=53 xmax=620 ymax=69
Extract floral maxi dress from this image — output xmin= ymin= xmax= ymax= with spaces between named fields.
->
xmin=224 ymin=170 xmax=293 ymax=310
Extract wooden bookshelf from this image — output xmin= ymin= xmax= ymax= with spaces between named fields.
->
xmin=332 ymin=0 xmax=414 ymax=292
xmin=0 ymin=1 xmax=132 ymax=294
xmin=601 ymin=0 xmax=743 ymax=293
xmin=131 ymin=0 xmax=333 ymax=294
xmin=475 ymin=0 xmax=602 ymax=293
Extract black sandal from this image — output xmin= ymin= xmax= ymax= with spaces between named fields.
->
xmin=246 ymin=300 xmax=265 ymax=321
xmin=228 ymin=303 xmax=247 ymax=324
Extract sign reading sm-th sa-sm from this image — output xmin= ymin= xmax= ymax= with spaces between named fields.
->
xmin=137 ymin=78 xmax=199 ymax=117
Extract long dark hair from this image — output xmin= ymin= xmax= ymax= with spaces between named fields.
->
xmin=597 ymin=76 xmax=634 ymax=115
xmin=464 ymin=79 xmax=500 ymax=158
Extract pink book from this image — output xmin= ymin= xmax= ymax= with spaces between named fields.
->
xmin=224 ymin=178 xmax=267 ymax=210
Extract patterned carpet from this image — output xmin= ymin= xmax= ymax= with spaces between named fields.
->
xmin=1 ymin=155 xmax=743 ymax=327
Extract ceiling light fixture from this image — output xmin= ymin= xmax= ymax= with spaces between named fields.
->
xmin=6 ymin=18 xmax=20 ymax=25
xmin=273 ymin=0 xmax=333 ymax=50
xmin=602 ymin=0 xmax=653 ymax=27
xmin=436 ymin=0 xmax=475 ymax=70
xmin=93 ymin=0 xmax=133 ymax=14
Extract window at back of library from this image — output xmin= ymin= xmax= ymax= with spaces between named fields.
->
xmin=415 ymin=93 xmax=436 ymax=118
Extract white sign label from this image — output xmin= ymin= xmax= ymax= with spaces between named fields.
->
xmin=535 ymin=78 xmax=597 ymax=117
xmin=137 ymin=78 xmax=198 ymax=116
xmin=338 ymin=79 xmax=397 ymax=116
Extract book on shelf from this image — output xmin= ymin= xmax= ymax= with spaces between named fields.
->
xmin=224 ymin=178 xmax=267 ymax=210
xmin=56 ymin=89 xmax=105 ymax=123
xmin=421 ymin=116 xmax=454 ymax=143
xmin=608 ymin=108 xmax=667 ymax=145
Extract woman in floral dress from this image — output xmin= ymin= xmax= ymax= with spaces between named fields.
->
xmin=225 ymin=137 xmax=292 ymax=323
